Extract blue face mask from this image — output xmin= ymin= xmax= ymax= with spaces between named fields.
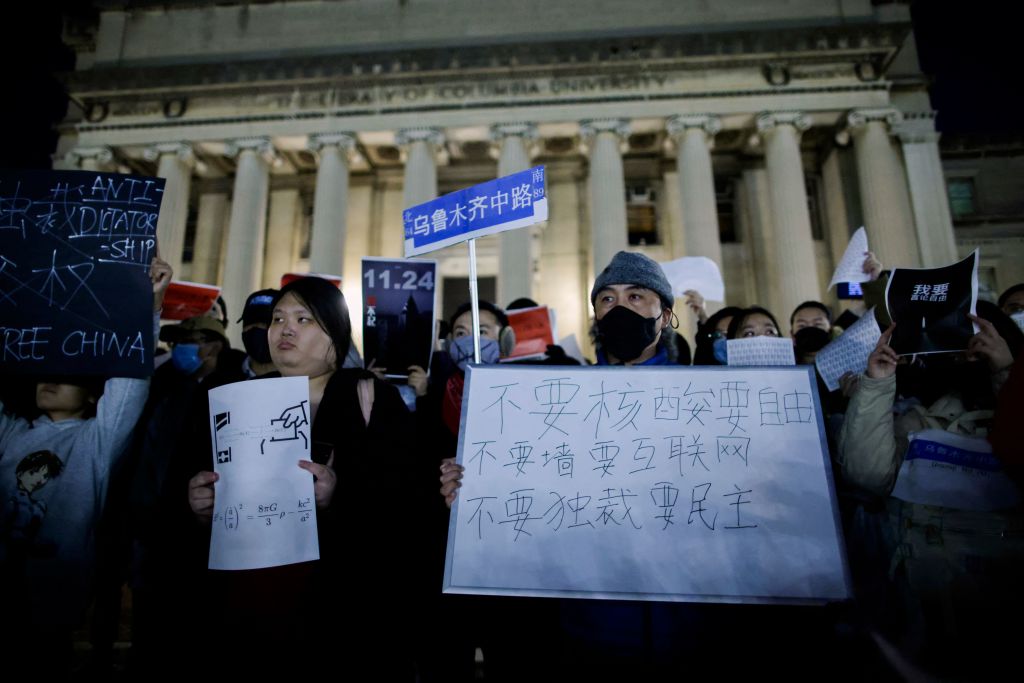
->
xmin=171 ymin=343 xmax=203 ymax=374
xmin=447 ymin=335 xmax=500 ymax=372
xmin=712 ymin=337 xmax=729 ymax=365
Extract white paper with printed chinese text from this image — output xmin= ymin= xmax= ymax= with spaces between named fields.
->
xmin=815 ymin=309 xmax=881 ymax=392
xmin=726 ymin=337 xmax=796 ymax=366
xmin=444 ymin=366 xmax=850 ymax=604
xmin=829 ymin=227 xmax=870 ymax=289
xmin=208 ymin=376 xmax=319 ymax=570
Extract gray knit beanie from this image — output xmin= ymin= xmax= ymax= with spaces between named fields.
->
xmin=590 ymin=251 xmax=674 ymax=310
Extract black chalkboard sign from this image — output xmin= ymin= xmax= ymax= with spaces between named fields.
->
xmin=0 ymin=169 xmax=165 ymax=377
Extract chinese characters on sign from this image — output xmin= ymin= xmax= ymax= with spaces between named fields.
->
xmin=403 ymin=166 xmax=548 ymax=257
xmin=444 ymin=365 xmax=849 ymax=604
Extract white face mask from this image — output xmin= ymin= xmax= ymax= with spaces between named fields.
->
xmin=1011 ymin=311 xmax=1024 ymax=332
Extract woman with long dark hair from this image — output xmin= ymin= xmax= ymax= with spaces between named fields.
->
xmin=187 ymin=276 xmax=422 ymax=678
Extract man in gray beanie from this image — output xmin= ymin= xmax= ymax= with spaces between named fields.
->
xmin=590 ymin=250 xmax=677 ymax=365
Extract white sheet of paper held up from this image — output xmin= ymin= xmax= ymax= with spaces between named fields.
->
xmin=660 ymin=256 xmax=726 ymax=302
xmin=829 ymin=227 xmax=870 ymax=289
xmin=727 ymin=337 xmax=796 ymax=366
xmin=815 ymin=308 xmax=881 ymax=392
xmin=207 ymin=376 xmax=319 ymax=570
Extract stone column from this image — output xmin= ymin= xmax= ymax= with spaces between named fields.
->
xmin=222 ymin=138 xmax=273 ymax=348
xmin=847 ymin=108 xmax=920 ymax=268
xmin=821 ymin=148 xmax=853 ymax=272
xmin=581 ymin=119 xmax=629 ymax=275
xmin=143 ymin=142 xmax=194 ymax=275
xmin=893 ymin=113 xmax=959 ymax=267
xmin=308 ymin=133 xmax=356 ymax=277
xmin=263 ymin=188 xmax=301 ymax=289
xmin=397 ymin=128 xmax=443 ymax=211
xmin=756 ymin=112 xmax=819 ymax=327
xmin=492 ymin=122 xmax=537 ymax=305
xmin=66 ymin=146 xmax=114 ymax=171
xmin=740 ymin=168 xmax=782 ymax=315
xmin=667 ymin=114 xmax=724 ymax=269
xmin=191 ymin=191 xmax=230 ymax=285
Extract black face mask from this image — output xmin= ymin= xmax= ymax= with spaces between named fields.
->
xmin=597 ymin=305 xmax=661 ymax=363
xmin=794 ymin=327 xmax=831 ymax=357
xmin=242 ymin=327 xmax=273 ymax=365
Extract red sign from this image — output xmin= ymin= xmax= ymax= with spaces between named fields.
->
xmin=505 ymin=306 xmax=556 ymax=360
xmin=280 ymin=272 xmax=343 ymax=289
xmin=161 ymin=280 xmax=221 ymax=321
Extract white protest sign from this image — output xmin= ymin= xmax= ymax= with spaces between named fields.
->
xmin=208 ymin=376 xmax=319 ymax=570
xmin=444 ymin=365 xmax=850 ymax=604
xmin=891 ymin=430 xmax=1021 ymax=512
xmin=660 ymin=256 xmax=726 ymax=303
xmin=829 ymin=227 xmax=870 ymax=289
xmin=815 ymin=309 xmax=881 ymax=392
xmin=726 ymin=337 xmax=796 ymax=366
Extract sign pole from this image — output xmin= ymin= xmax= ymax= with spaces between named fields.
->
xmin=468 ymin=238 xmax=482 ymax=364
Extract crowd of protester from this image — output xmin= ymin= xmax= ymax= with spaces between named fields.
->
xmin=2 ymin=246 xmax=1022 ymax=681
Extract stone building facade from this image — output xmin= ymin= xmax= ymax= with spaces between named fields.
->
xmin=55 ymin=0 xmax=1019 ymax=351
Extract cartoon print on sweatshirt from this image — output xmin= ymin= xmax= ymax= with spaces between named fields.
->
xmin=2 ymin=450 xmax=64 ymax=551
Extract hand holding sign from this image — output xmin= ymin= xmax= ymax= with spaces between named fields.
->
xmin=967 ymin=314 xmax=1013 ymax=372
xmin=866 ymin=323 xmax=898 ymax=380
xmin=150 ymin=256 xmax=173 ymax=312
xmin=439 ymin=457 xmax=464 ymax=509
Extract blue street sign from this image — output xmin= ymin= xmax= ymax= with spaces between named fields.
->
xmin=403 ymin=165 xmax=547 ymax=257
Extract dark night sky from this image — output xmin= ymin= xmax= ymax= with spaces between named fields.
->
xmin=1 ymin=2 xmax=1020 ymax=170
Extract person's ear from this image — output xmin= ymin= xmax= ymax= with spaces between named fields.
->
xmin=498 ymin=326 xmax=517 ymax=357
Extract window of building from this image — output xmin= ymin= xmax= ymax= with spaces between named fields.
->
xmin=626 ymin=183 xmax=659 ymax=246
xmin=181 ymin=197 xmax=198 ymax=264
xmin=442 ymin=276 xmax=497 ymax=328
xmin=715 ymin=176 xmax=737 ymax=243
xmin=805 ymin=175 xmax=825 ymax=241
xmin=947 ymin=177 xmax=977 ymax=218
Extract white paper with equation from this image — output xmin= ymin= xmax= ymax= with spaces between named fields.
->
xmin=208 ymin=376 xmax=319 ymax=570
xmin=444 ymin=365 xmax=850 ymax=604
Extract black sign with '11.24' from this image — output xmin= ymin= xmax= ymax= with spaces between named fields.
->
xmin=0 ymin=169 xmax=164 ymax=377
xmin=361 ymin=257 xmax=437 ymax=379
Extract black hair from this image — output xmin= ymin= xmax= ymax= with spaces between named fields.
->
xmin=273 ymin=277 xmax=352 ymax=368
xmin=506 ymin=298 xmax=539 ymax=311
xmin=16 ymin=449 xmax=64 ymax=478
xmin=998 ymin=283 xmax=1024 ymax=310
xmin=692 ymin=306 xmax=744 ymax=366
xmin=449 ymin=300 xmax=509 ymax=331
xmin=790 ymin=300 xmax=832 ymax=327
xmin=727 ymin=306 xmax=782 ymax=340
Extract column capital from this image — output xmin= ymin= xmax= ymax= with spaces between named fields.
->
xmin=65 ymin=146 xmax=114 ymax=166
xmin=225 ymin=137 xmax=276 ymax=164
xmin=308 ymin=132 xmax=358 ymax=153
xmin=891 ymin=112 xmax=941 ymax=144
xmin=846 ymin=107 xmax=904 ymax=130
xmin=755 ymin=111 xmax=811 ymax=134
xmin=489 ymin=122 xmax=538 ymax=143
xmin=142 ymin=142 xmax=195 ymax=165
xmin=666 ymin=114 xmax=722 ymax=138
xmin=395 ymin=127 xmax=445 ymax=148
xmin=579 ymin=118 xmax=630 ymax=140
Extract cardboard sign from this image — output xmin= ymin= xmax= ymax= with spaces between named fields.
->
xmin=444 ymin=365 xmax=850 ymax=605
xmin=361 ymin=257 xmax=437 ymax=378
xmin=504 ymin=306 xmax=556 ymax=360
xmin=0 ymin=169 xmax=164 ymax=377
xmin=403 ymin=166 xmax=548 ymax=257
xmin=885 ymin=251 xmax=978 ymax=355
xmin=161 ymin=280 xmax=221 ymax=321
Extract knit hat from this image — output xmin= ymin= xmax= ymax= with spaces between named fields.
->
xmin=590 ymin=251 xmax=674 ymax=310
xmin=159 ymin=316 xmax=229 ymax=346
